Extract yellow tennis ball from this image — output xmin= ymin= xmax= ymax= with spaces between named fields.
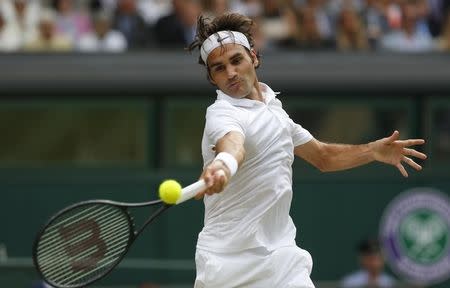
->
xmin=159 ymin=179 xmax=182 ymax=204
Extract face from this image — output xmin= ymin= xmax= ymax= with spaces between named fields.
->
xmin=402 ymin=3 xmax=417 ymax=24
xmin=360 ymin=253 xmax=384 ymax=275
xmin=207 ymin=44 xmax=259 ymax=99
xmin=57 ymin=0 xmax=72 ymax=13
xmin=14 ymin=1 xmax=26 ymax=15
xmin=95 ymin=18 xmax=110 ymax=37
xmin=119 ymin=0 xmax=136 ymax=13
xmin=174 ymin=0 xmax=201 ymax=26
xmin=40 ymin=20 xmax=55 ymax=40
xmin=341 ymin=10 xmax=359 ymax=33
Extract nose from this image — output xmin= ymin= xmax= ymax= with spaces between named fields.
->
xmin=226 ymin=65 xmax=237 ymax=79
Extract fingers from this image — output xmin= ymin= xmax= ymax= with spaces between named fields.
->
xmin=195 ymin=168 xmax=215 ymax=200
xmin=402 ymin=156 xmax=422 ymax=171
xmin=387 ymin=130 xmax=400 ymax=142
xmin=403 ymin=148 xmax=427 ymax=160
xmin=396 ymin=163 xmax=408 ymax=177
xmin=395 ymin=155 xmax=423 ymax=178
xmin=397 ymin=139 xmax=425 ymax=147
xmin=195 ymin=167 xmax=228 ymax=200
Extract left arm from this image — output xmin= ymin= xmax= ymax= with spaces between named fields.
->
xmin=294 ymin=131 xmax=427 ymax=177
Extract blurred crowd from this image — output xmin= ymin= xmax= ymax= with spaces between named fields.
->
xmin=0 ymin=0 xmax=449 ymax=53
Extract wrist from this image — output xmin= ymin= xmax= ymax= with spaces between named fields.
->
xmin=214 ymin=152 xmax=238 ymax=177
xmin=367 ymin=141 xmax=376 ymax=161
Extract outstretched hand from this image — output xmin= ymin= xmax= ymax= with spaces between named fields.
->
xmin=370 ymin=130 xmax=427 ymax=177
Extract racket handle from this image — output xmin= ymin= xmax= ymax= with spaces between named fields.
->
xmin=176 ymin=179 xmax=207 ymax=204
xmin=176 ymin=170 xmax=226 ymax=204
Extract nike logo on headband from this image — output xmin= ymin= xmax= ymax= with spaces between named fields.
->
xmin=217 ymin=35 xmax=230 ymax=42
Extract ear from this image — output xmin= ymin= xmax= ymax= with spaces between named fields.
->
xmin=250 ymin=49 xmax=259 ymax=67
xmin=207 ymin=69 xmax=217 ymax=86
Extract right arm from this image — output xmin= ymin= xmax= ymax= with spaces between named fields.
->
xmin=196 ymin=131 xmax=245 ymax=198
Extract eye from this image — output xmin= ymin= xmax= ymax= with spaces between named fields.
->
xmin=214 ymin=65 xmax=225 ymax=72
xmin=231 ymin=57 xmax=242 ymax=65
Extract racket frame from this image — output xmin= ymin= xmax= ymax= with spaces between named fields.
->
xmin=32 ymin=199 xmax=171 ymax=288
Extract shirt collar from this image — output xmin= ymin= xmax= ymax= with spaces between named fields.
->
xmin=216 ymin=82 xmax=280 ymax=108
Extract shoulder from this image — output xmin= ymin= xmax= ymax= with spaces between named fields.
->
xmin=206 ymin=100 xmax=240 ymax=117
xmin=77 ymin=33 xmax=97 ymax=50
xmin=379 ymin=273 xmax=396 ymax=285
xmin=340 ymin=270 xmax=367 ymax=287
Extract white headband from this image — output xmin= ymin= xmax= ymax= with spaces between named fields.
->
xmin=200 ymin=31 xmax=251 ymax=63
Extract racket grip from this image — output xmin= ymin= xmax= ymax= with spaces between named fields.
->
xmin=176 ymin=179 xmax=207 ymax=204
xmin=176 ymin=170 xmax=226 ymax=205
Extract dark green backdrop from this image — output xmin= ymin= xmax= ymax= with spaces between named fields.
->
xmin=0 ymin=53 xmax=449 ymax=288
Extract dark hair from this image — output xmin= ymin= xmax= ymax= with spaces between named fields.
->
xmin=187 ymin=13 xmax=261 ymax=67
xmin=358 ymin=238 xmax=381 ymax=255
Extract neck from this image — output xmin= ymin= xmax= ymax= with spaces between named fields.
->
xmin=245 ymin=79 xmax=264 ymax=102
xmin=367 ymin=270 xmax=380 ymax=283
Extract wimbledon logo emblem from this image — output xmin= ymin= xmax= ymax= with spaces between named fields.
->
xmin=380 ymin=188 xmax=450 ymax=285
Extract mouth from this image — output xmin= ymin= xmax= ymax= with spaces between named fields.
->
xmin=228 ymin=80 xmax=241 ymax=90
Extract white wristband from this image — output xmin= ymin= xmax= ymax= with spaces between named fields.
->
xmin=214 ymin=152 xmax=238 ymax=177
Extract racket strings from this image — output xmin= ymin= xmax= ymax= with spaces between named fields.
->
xmin=38 ymin=206 xmax=122 ymax=252
xmin=38 ymin=207 xmax=126 ymax=262
xmin=39 ymin=222 xmax=129 ymax=279
xmin=36 ymin=203 xmax=132 ymax=287
xmin=50 ymin=237 xmax=129 ymax=285
xmin=38 ymin=219 xmax=128 ymax=266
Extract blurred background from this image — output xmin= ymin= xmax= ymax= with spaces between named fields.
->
xmin=0 ymin=0 xmax=449 ymax=287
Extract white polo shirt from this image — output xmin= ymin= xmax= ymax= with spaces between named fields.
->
xmin=197 ymin=82 xmax=313 ymax=253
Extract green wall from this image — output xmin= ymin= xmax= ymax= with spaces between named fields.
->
xmin=0 ymin=94 xmax=448 ymax=287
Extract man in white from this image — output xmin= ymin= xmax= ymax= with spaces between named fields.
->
xmin=77 ymin=11 xmax=127 ymax=53
xmin=188 ymin=13 xmax=427 ymax=288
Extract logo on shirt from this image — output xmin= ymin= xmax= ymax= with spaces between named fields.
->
xmin=380 ymin=188 xmax=450 ymax=285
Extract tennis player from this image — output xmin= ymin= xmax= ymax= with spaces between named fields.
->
xmin=188 ymin=13 xmax=427 ymax=288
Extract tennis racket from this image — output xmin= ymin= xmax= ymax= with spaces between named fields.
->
xmin=32 ymin=179 xmax=207 ymax=288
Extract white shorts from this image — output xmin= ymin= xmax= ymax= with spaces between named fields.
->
xmin=194 ymin=245 xmax=315 ymax=288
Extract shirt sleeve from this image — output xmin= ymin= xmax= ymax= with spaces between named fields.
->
xmin=275 ymin=98 xmax=313 ymax=146
xmin=204 ymin=101 xmax=246 ymax=146
xmin=290 ymin=120 xmax=313 ymax=147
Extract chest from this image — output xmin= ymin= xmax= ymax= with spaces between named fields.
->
xmin=243 ymin=104 xmax=293 ymax=159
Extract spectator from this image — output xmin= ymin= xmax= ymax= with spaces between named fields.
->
xmin=24 ymin=9 xmax=72 ymax=52
xmin=113 ymin=0 xmax=150 ymax=49
xmin=340 ymin=238 xmax=396 ymax=288
xmin=90 ymin=0 xmax=118 ymax=13
xmin=230 ymin=0 xmax=263 ymax=18
xmin=300 ymin=0 xmax=333 ymax=42
xmin=383 ymin=0 xmax=402 ymax=30
xmin=248 ymin=15 xmax=268 ymax=51
xmin=380 ymin=0 xmax=435 ymax=52
xmin=415 ymin=0 xmax=432 ymax=36
xmin=293 ymin=5 xmax=332 ymax=50
xmin=52 ymin=0 xmax=92 ymax=43
xmin=77 ymin=11 xmax=127 ymax=52
xmin=327 ymin=0 xmax=365 ymax=16
xmin=363 ymin=0 xmax=390 ymax=49
xmin=258 ymin=0 xmax=297 ymax=47
xmin=0 ymin=0 xmax=40 ymax=49
xmin=427 ymin=0 xmax=450 ymax=37
xmin=336 ymin=7 xmax=369 ymax=51
xmin=137 ymin=0 xmax=173 ymax=25
xmin=0 ymin=7 xmax=21 ymax=51
xmin=436 ymin=10 xmax=450 ymax=51
xmin=153 ymin=0 xmax=201 ymax=48
xmin=201 ymin=0 xmax=229 ymax=18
